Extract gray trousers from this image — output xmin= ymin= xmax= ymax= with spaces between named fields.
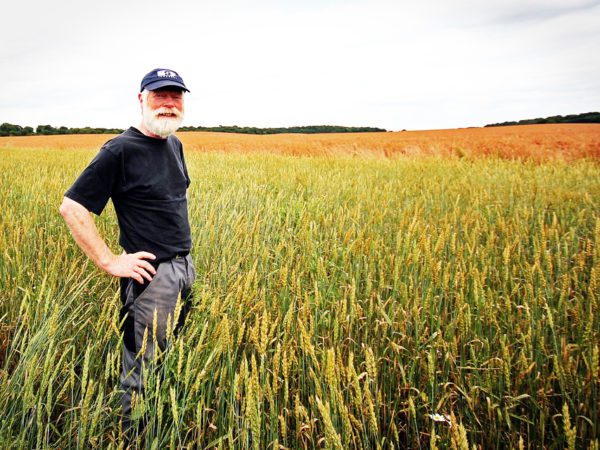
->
xmin=119 ymin=253 xmax=195 ymax=430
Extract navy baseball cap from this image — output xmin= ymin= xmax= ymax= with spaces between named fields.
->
xmin=140 ymin=68 xmax=190 ymax=92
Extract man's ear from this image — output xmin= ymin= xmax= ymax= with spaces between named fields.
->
xmin=138 ymin=92 xmax=144 ymax=112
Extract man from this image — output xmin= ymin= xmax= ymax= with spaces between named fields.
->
xmin=59 ymin=68 xmax=195 ymax=434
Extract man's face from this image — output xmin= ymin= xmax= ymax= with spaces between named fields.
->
xmin=139 ymin=88 xmax=185 ymax=138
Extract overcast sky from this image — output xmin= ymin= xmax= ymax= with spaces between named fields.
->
xmin=1 ymin=0 xmax=599 ymax=131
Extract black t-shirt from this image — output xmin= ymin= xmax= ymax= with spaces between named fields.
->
xmin=65 ymin=127 xmax=192 ymax=262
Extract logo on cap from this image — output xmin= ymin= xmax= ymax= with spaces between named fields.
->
xmin=157 ymin=70 xmax=178 ymax=78
xmin=140 ymin=68 xmax=189 ymax=92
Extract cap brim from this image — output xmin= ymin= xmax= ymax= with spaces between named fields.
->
xmin=142 ymin=80 xmax=190 ymax=92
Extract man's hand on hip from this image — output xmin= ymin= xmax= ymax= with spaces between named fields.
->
xmin=105 ymin=251 xmax=157 ymax=284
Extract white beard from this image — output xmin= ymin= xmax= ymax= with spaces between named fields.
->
xmin=142 ymin=104 xmax=184 ymax=138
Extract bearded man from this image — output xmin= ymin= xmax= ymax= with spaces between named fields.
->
xmin=59 ymin=68 xmax=195 ymax=434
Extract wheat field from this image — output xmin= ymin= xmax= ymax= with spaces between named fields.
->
xmin=0 ymin=126 xmax=599 ymax=449
xmin=2 ymin=123 xmax=599 ymax=160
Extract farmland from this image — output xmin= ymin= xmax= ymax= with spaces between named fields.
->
xmin=0 ymin=125 xmax=599 ymax=449
xmin=2 ymin=123 xmax=599 ymax=160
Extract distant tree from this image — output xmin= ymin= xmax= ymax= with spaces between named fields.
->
xmin=486 ymin=112 xmax=600 ymax=127
xmin=0 ymin=123 xmax=35 ymax=136
xmin=178 ymin=124 xmax=387 ymax=134
xmin=2 ymin=121 xmax=390 ymax=136
xmin=30 ymin=124 xmax=123 ymax=135
xmin=36 ymin=124 xmax=58 ymax=135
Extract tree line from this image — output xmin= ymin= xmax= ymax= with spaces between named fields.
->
xmin=178 ymin=125 xmax=387 ymax=134
xmin=0 ymin=123 xmax=124 ymax=136
xmin=485 ymin=112 xmax=600 ymax=127
xmin=1 ymin=123 xmax=387 ymax=137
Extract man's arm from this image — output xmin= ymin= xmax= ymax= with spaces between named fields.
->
xmin=59 ymin=197 xmax=156 ymax=284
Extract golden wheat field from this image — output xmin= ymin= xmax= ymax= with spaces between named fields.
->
xmin=2 ymin=123 xmax=599 ymax=160
xmin=0 ymin=126 xmax=599 ymax=449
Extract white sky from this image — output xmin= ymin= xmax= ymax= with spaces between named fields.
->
xmin=1 ymin=0 xmax=599 ymax=131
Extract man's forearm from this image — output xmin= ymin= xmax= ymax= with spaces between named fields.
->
xmin=59 ymin=197 xmax=116 ymax=271
xmin=59 ymin=197 xmax=157 ymax=283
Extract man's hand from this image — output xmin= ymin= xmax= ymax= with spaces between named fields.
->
xmin=105 ymin=251 xmax=157 ymax=284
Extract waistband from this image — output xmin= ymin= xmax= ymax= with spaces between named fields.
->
xmin=151 ymin=251 xmax=190 ymax=269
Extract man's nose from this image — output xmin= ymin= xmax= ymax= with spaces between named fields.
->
xmin=161 ymin=96 xmax=176 ymax=107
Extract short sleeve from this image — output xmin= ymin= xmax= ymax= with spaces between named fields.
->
xmin=64 ymin=146 xmax=120 ymax=215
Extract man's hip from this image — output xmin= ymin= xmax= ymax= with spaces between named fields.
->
xmin=119 ymin=253 xmax=195 ymax=357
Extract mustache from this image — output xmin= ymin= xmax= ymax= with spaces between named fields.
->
xmin=152 ymin=106 xmax=183 ymax=120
